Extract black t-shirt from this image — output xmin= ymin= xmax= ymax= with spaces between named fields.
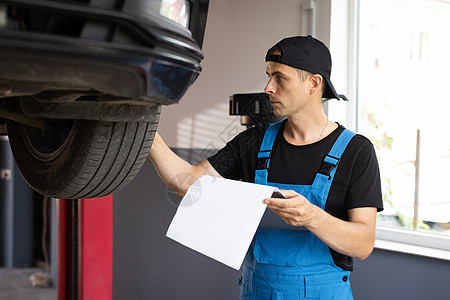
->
xmin=208 ymin=120 xmax=383 ymax=271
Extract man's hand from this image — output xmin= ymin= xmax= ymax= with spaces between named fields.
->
xmin=264 ymin=189 xmax=321 ymax=228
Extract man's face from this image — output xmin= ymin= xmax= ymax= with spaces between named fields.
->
xmin=264 ymin=61 xmax=310 ymax=118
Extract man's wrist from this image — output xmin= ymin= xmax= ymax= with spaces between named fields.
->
xmin=305 ymin=204 xmax=327 ymax=230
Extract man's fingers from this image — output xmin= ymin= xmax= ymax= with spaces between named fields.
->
xmin=266 ymin=200 xmax=303 ymax=216
xmin=268 ymin=207 xmax=302 ymax=225
xmin=264 ymin=190 xmax=304 ymax=207
xmin=269 ymin=206 xmax=295 ymax=216
xmin=278 ymin=189 xmax=298 ymax=198
xmin=264 ymin=197 xmax=294 ymax=208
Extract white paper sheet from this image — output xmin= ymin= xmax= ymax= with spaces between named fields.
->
xmin=166 ymin=175 xmax=278 ymax=270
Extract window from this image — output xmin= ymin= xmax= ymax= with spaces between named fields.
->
xmin=357 ymin=0 xmax=450 ymax=240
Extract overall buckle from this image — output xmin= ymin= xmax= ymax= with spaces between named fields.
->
xmin=257 ymin=157 xmax=269 ymax=169
xmin=257 ymin=150 xmax=271 ymax=170
xmin=320 ymin=155 xmax=340 ymax=179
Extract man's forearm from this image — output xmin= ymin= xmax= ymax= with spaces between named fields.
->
xmin=148 ymin=132 xmax=221 ymax=196
xmin=306 ymin=206 xmax=377 ymax=260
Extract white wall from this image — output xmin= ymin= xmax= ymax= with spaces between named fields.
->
xmin=158 ymin=0 xmax=334 ymax=149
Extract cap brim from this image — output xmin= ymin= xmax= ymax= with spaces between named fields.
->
xmin=323 ymin=78 xmax=340 ymax=99
xmin=323 ymin=78 xmax=348 ymax=100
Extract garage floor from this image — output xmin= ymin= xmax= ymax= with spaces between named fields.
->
xmin=0 ymin=268 xmax=56 ymax=300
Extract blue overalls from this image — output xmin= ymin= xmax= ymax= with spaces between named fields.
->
xmin=238 ymin=121 xmax=356 ymax=300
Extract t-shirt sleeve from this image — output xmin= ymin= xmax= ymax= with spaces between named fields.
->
xmin=345 ymin=138 xmax=384 ymax=212
xmin=207 ymin=138 xmax=242 ymax=180
xmin=207 ymin=125 xmax=265 ymax=181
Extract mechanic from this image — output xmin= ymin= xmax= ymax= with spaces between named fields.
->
xmin=149 ymin=35 xmax=383 ymax=299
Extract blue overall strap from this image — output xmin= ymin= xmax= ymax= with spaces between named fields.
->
xmin=313 ymin=129 xmax=356 ymax=198
xmin=254 ymin=121 xmax=283 ymax=185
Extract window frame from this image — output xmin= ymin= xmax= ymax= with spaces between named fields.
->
xmin=327 ymin=0 xmax=450 ymax=260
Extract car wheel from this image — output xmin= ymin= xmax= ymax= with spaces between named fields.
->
xmin=6 ymin=106 xmax=160 ymax=199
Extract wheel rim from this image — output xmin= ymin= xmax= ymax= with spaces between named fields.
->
xmin=20 ymin=120 xmax=75 ymax=161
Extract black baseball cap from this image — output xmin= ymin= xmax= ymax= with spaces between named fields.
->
xmin=265 ymin=35 xmax=347 ymax=100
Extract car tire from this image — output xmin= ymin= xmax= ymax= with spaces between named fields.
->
xmin=6 ymin=106 xmax=160 ymax=199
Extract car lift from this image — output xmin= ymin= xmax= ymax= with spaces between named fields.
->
xmin=57 ymin=196 xmax=113 ymax=300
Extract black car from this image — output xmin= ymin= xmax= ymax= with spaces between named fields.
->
xmin=0 ymin=0 xmax=209 ymax=199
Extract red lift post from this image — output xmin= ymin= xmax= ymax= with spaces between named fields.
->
xmin=57 ymin=195 xmax=113 ymax=300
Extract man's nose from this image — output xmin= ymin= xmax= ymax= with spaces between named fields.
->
xmin=264 ymin=79 xmax=274 ymax=94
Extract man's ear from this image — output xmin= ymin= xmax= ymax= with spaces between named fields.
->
xmin=309 ymin=74 xmax=323 ymax=94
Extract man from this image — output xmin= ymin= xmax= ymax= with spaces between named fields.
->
xmin=149 ymin=35 xmax=383 ymax=299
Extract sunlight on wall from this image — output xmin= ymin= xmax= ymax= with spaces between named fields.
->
xmin=176 ymin=102 xmax=244 ymax=151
